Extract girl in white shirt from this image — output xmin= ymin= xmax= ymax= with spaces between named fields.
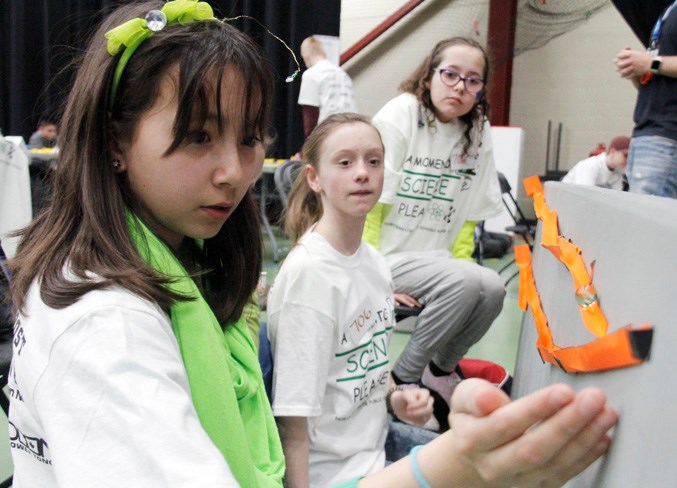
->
xmin=7 ymin=2 xmax=284 ymax=486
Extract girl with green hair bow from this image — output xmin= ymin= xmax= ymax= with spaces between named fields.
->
xmin=8 ymin=1 xmax=282 ymax=486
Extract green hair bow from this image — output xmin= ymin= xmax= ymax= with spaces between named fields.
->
xmin=104 ymin=0 xmax=215 ymax=107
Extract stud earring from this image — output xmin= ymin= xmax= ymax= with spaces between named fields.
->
xmin=112 ymin=159 xmax=121 ymax=170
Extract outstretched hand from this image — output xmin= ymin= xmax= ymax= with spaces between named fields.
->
xmin=449 ymin=378 xmax=618 ymax=487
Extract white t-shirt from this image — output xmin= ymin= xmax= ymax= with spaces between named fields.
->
xmin=0 ymin=135 xmax=32 ymax=258
xmin=562 ymin=152 xmax=624 ymax=190
xmin=372 ymin=93 xmax=502 ymax=260
xmin=267 ymin=231 xmax=395 ymax=488
xmin=298 ymin=59 xmax=357 ymax=123
xmin=9 ymin=283 xmax=238 ymax=488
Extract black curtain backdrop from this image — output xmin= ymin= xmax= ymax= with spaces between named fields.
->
xmin=611 ymin=0 xmax=672 ymax=47
xmin=0 ymin=0 xmax=340 ymax=158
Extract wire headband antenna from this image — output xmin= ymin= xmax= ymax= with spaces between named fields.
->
xmin=222 ymin=15 xmax=301 ymax=83
xmin=104 ymin=0 xmax=301 ymax=108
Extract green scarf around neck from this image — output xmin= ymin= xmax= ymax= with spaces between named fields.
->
xmin=128 ymin=212 xmax=284 ymax=487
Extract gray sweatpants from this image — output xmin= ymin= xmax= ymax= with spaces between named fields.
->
xmin=387 ymin=250 xmax=506 ymax=383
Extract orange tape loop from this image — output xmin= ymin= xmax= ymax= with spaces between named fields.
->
xmin=517 ymin=177 xmax=652 ymax=373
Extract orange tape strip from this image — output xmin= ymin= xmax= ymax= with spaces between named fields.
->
xmin=529 ymin=178 xmax=607 ymax=336
xmin=517 ymin=178 xmax=653 ymax=373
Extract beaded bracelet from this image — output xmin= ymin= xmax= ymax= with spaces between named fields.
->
xmin=385 ymin=383 xmax=419 ymax=416
xmin=409 ymin=445 xmax=432 ymax=488
xmin=385 ymin=385 xmax=400 ymax=414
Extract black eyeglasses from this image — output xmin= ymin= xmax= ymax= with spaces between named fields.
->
xmin=437 ymin=69 xmax=485 ymax=93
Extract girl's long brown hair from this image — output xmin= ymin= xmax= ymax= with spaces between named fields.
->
xmin=10 ymin=1 xmax=273 ymax=327
xmin=284 ymin=113 xmax=378 ymax=244
xmin=399 ymin=37 xmax=491 ymax=157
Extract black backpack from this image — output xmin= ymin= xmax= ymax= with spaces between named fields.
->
xmin=473 ymin=230 xmax=512 ymax=260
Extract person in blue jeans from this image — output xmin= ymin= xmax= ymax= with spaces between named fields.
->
xmin=614 ymin=1 xmax=677 ymax=198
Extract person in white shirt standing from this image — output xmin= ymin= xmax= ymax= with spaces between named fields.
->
xmin=298 ymin=36 xmax=357 ymax=138
xmin=562 ymin=136 xmax=630 ymax=190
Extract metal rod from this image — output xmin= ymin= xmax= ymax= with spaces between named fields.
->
xmin=555 ymin=122 xmax=563 ymax=172
xmin=339 ymin=0 xmax=425 ymax=65
xmin=545 ymin=120 xmax=552 ymax=173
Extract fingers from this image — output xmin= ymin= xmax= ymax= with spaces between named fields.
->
xmin=542 ymin=404 xmax=617 ymax=483
xmin=615 ymin=49 xmax=632 ymax=60
xmin=515 ymin=403 xmax=616 ymax=488
xmin=449 ymin=382 xmax=617 ymax=487
xmin=393 ymin=388 xmax=434 ymax=425
xmin=407 ymin=396 xmax=434 ymax=425
xmin=403 ymin=388 xmax=433 ymax=413
xmin=393 ymin=293 xmax=422 ymax=308
xmin=484 ymin=388 xmax=612 ymax=472
xmin=452 ymin=377 xmax=538 ymax=417
xmin=614 ymin=49 xmax=651 ymax=79
xmin=613 ymin=50 xmax=639 ymax=77
xmin=401 ymin=387 xmax=430 ymax=405
xmin=451 ymin=380 xmax=576 ymax=452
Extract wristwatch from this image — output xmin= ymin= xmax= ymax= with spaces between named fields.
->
xmin=650 ymin=56 xmax=663 ymax=75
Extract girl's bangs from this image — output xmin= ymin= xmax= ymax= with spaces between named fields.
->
xmin=170 ymin=50 xmax=270 ymax=149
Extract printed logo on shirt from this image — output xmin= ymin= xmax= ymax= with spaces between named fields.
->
xmin=8 ymin=380 xmax=23 ymax=403
xmin=7 ymin=339 xmax=24 ymax=404
xmin=455 ymin=168 xmax=476 ymax=192
xmin=391 ymin=153 xmax=477 ymax=228
xmin=405 ymin=152 xmax=476 ymax=171
xmin=396 ymin=168 xmax=459 ymax=202
xmin=13 ymin=317 xmax=26 ymax=356
xmin=335 ymin=296 xmax=394 ymax=406
xmin=9 ymin=421 xmax=52 ymax=465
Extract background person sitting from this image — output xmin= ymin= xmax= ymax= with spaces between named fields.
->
xmin=27 ymin=118 xmax=60 ymax=213
xmin=28 ymin=118 xmax=58 ymax=149
xmin=562 ymin=135 xmax=630 ymax=190
xmin=364 ymin=38 xmax=506 ymax=431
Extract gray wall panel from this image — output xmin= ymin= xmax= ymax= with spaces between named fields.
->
xmin=513 ymin=182 xmax=677 ymax=487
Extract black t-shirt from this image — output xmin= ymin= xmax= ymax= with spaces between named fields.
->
xmin=634 ymin=4 xmax=677 ymax=140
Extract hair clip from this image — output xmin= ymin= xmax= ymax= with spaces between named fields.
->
xmin=105 ymin=0 xmax=215 ymax=107
xmin=222 ymin=15 xmax=301 ymax=83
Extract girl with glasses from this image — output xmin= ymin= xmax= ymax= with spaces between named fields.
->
xmin=363 ymin=37 xmax=505 ymax=430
